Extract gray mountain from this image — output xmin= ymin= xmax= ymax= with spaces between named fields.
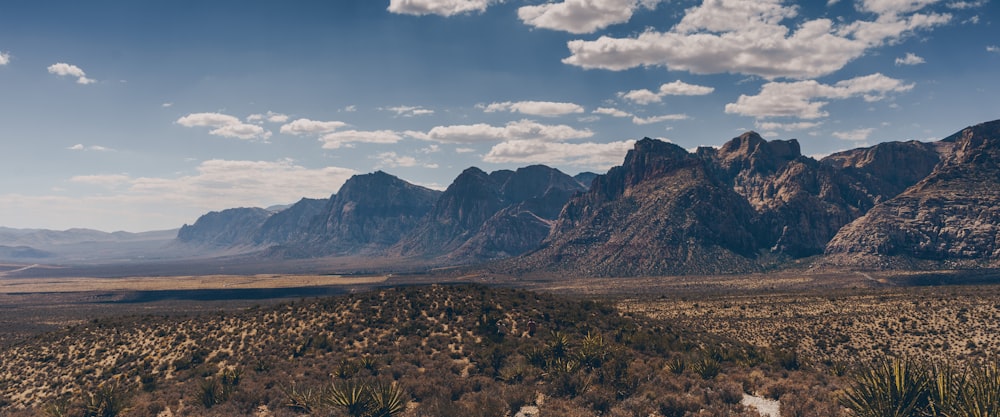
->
xmin=176 ymin=207 xmax=272 ymax=248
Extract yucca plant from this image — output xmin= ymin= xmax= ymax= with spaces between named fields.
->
xmin=948 ymin=360 xmax=1000 ymax=417
xmin=693 ymin=357 xmax=721 ymax=380
xmin=368 ymin=381 xmax=408 ymax=417
xmin=325 ymin=380 xmax=371 ymax=417
xmin=842 ymin=356 xmax=930 ymax=417
xmin=666 ymin=356 xmax=686 ymax=375
xmin=83 ymin=382 xmax=130 ymax=417
xmin=281 ymin=383 xmax=322 ymax=414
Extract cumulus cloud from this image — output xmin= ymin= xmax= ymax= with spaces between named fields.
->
xmin=279 ymin=118 xmax=347 ymax=135
xmin=832 ymin=127 xmax=876 ymax=141
xmin=724 ymin=73 xmax=914 ymax=119
xmin=562 ymin=0 xmax=950 ymax=79
xmin=248 ymin=111 xmax=290 ymax=123
xmin=177 ymin=112 xmax=272 ymax=140
xmin=383 ymin=105 xmax=435 ymax=117
xmin=518 ymin=0 xmax=661 ymax=34
xmin=484 ymin=139 xmax=636 ymax=169
xmin=895 ymin=52 xmax=926 ymax=65
xmin=47 ymin=62 xmax=96 ymax=84
xmin=593 ymin=107 xmax=632 ymax=118
xmin=388 ymin=0 xmax=494 ymax=16
xmin=631 ymin=114 xmax=689 ymax=125
xmin=482 ymin=100 xmax=585 ymax=116
xmin=375 ymin=152 xmax=438 ymax=168
xmin=0 ymin=51 xmax=9 ymax=66
xmin=620 ymin=80 xmax=715 ymax=104
xmin=409 ymin=119 xmax=594 ymax=144
xmin=320 ymin=130 xmax=403 ymax=149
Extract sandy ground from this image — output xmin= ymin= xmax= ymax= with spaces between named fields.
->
xmin=0 ymin=273 xmax=389 ymax=293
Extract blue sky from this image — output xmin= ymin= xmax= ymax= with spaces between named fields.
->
xmin=1 ymin=0 xmax=997 ymax=232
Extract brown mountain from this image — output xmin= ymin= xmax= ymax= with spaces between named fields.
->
xmin=307 ymin=171 xmax=441 ymax=256
xmin=825 ymin=120 xmax=1000 ymax=268
xmin=516 ymin=138 xmax=764 ymax=276
xmin=393 ymin=165 xmax=586 ymax=261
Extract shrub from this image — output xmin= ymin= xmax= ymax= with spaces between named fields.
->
xmin=842 ymin=356 xmax=930 ymax=417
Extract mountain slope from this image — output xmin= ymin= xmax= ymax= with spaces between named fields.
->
xmin=308 ymin=171 xmax=441 ymax=255
xmin=517 ymin=138 xmax=764 ymax=276
xmin=176 ymin=207 xmax=273 ymax=248
xmin=394 ymin=165 xmax=586 ymax=261
xmin=825 ymin=120 xmax=1000 ymax=268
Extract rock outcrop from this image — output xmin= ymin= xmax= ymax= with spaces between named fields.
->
xmin=394 ymin=165 xmax=586 ymax=261
xmin=825 ymin=120 xmax=1000 ymax=268
xmin=253 ymin=197 xmax=328 ymax=245
xmin=176 ymin=207 xmax=272 ymax=247
xmin=518 ymin=138 xmax=764 ymax=276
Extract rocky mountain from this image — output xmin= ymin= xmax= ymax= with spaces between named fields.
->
xmin=699 ymin=132 xmax=882 ymax=257
xmin=393 ymin=165 xmax=586 ymax=261
xmin=826 ymin=120 xmax=1000 ymax=268
xmin=517 ymin=138 xmax=764 ymax=276
xmin=821 ymin=140 xmax=944 ymax=199
xmin=0 ymin=245 xmax=54 ymax=260
xmin=253 ymin=197 xmax=328 ymax=245
xmin=176 ymin=207 xmax=273 ymax=247
xmin=308 ymin=171 xmax=441 ymax=255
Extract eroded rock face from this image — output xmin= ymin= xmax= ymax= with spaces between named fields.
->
xmin=825 ymin=120 xmax=1000 ymax=268
xmin=177 ymin=207 xmax=272 ymax=247
xmin=394 ymin=165 xmax=586 ymax=262
xmin=310 ymin=171 xmax=441 ymax=255
xmin=518 ymin=138 xmax=765 ymax=276
xmin=253 ymin=197 xmax=328 ymax=245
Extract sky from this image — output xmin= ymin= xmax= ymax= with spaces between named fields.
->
xmin=1 ymin=0 xmax=998 ymax=232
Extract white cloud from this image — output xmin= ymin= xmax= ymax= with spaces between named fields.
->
xmin=631 ymin=114 xmax=689 ymax=125
xmin=518 ymin=0 xmax=661 ymax=34
xmin=0 ymin=51 xmax=10 ymax=66
xmin=755 ymin=121 xmax=822 ymax=131
xmin=858 ymin=0 xmax=941 ymax=15
xmin=832 ymin=128 xmax=876 ymax=141
xmin=724 ymin=73 xmax=914 ymax=119
xmin=988 ymin=45 xmax=1000 ymax=53
xmin=279 ymin=118 xmax=347 ymax=135
xmin=895 ymin=52 xmax=926 ymax=65
xmin=482 ymin=100 xmax=585 ymax=116
xmin=484 ymin=139 xmax=636 ymax=169
xmin=593 ymin=107 xmax=632 ymax=118
xmin=176 ymin=112 xmax=272 ymax=140
xmin=0 ymin=160 xmax=357 ymax=231
xmin=320 ymin=130 xmax=403 ymax=149
xmin=620 ymin=80 xmax=715 ymax=104
xmin=374 ymin=152 xmax=438 ymax=168
xmin=387 ymin=0 xmax=494 ymax=16
xmin=47 ymin=62 xmax=96 ymax=84
xmin=620 ymin=89 xmax=662 ymax=105
xmin=946 ymin=0 xmax=987 ymax=9
xmin=384 ymin=105 xmax=435 ymax=117
xmin=455 ymin=147 xmax=476 ymax=153
xmin=248 ymin=111 xmax=290 ymax=123
xmin=69 ymin=144 xmax=115 ymax=152
xmin=161 ymin=102 xmax=173 ymax=108
xmin=562 ymin=0 xmax=951 ymax=79
xmin=409 ymin=119 xmax=594 ymax=144
xmin=342 ymin=105 xmax=357 ymax=112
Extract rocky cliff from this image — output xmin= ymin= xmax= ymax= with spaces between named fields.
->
xmin=825 ymin=120 xmax=1000 ymax=268
xmin=176 ymin=207 xmax=273 ymax=247
xmin=393 ymin=165 xmax=586 ymax=261
xmin=517 ymin=138 xmax=764 ymax=276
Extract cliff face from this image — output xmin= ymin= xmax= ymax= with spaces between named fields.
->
xmin=176 ymin=207 xmax=272 ymax=247
xmin=825 ymin=120 xmax=1000 ymax=268
xmin=518 ymin=138 xmax=764 ymax=276
xmin=393 ymin=165 xmax=586 ymax=261
xmin=310 ymin=171 xmax=441 ymax=255
xmin=253 ymin=198 xmax=328 ymax=245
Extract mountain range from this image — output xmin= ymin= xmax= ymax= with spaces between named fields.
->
xmin=8 ymin=119 xmax=999 ymax=276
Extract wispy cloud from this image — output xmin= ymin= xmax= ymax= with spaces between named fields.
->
xmin=383 ymin=105 xmax=435 ymax=117
xmin=279 ymin=118 xmax=347 ymax=135
xmin=832 ymin=127 xmax=875 ymax=141
xmin=408 ymin=119 xmax=594 ymax=144
xmin=387 ymin=0 xmax=495 ymax=16
xmin=619 ymin=80 xmax=714 ymax=104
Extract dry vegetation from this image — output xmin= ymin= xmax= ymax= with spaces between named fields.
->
xmin=624 ymin=284 xmax=1000 ymax=366
xmin=0 ymin=284 xmax=847 ymax=416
